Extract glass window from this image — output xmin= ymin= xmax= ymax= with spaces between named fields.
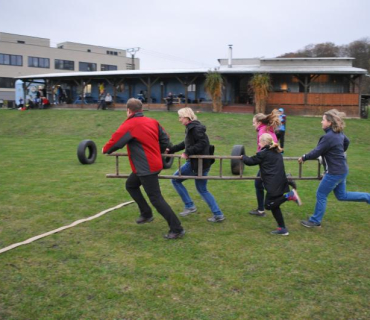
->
xmin=10 ymin=55 xmax=17 ymax=65
xmin=28 ymin=56 xmax=50 ymax=68
xmin=187 ymin=84 xmax=196 ymax=92
xmin=101 ymin=64 xmax=117 ymax=71
xmin=3 ymin=54 xmax=10 ymax=65
xmin=0 ymin=53 xmax=22 ymax=66
xmin=79 ymin=62 xmax=97 ymax=71
xmin=55 ymin=59 xmax=74 ymax=70
xmin=0 ymin=77 xmax=15 ymax=88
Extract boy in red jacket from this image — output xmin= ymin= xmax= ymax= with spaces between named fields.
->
xmin=103 ymin=98 xmax=185 ymax=239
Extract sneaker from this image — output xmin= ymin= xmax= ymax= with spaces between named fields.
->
xmin=249 ymin=209 xmax=266 ymax=217
xmin=207 ymin=215 xmax=225 ymax=222
xmin=164 ymin=229 xmax=186 ymax=239
xmin=136 ymin=216 xmax=154 ymax=224
xmin=286 ymin=189 xmax=302 ymax=206
xmin=286 ymin=173 xmax=297 ymax=190
xmin=271 ymin=227 xmax=289 ymax=236
xmin=301 ymin=220 xmax=321 ymax=228
xmin=179 ymin=206 xmax=197 ymax=217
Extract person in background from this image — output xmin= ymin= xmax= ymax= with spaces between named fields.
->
xmin=166 ymin=92 xmax=173 ymax=111
xmin=105 ymin=93 xmax=113 ymax=108
xmin=249 ymin=111 xmax=280 ymax=217
xmin=299 ymin=109 xmax=370 ymax=228
xmin=98 ymin=91 xmax=106 ymax=110
xmin=167 ymin=107 xmax=225 ymax=223
xmin=41 ymin=97 xmax=50 ymax=109
xmin=17 ymin=98 xmax=25 ymax=111
xmin=275 ymin=108 xmax=286 ymax=151
xmin=102 ymin=98 xmax=185 ymax=239
xmin=242 ymin=133 xmax=302 ymax=235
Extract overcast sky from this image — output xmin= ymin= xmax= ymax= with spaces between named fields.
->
xmin=1 ymin=0 xmax=369 ymax=70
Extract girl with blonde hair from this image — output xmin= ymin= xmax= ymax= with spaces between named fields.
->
xmin=167 ymin=107 xmax=225 ymax=222
xmin=242 ymin=133 xmax=302 ymax=235
xmin=249 ymin=110 xmax=281 ymax=217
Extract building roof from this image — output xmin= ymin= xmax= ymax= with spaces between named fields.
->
xmin=17 ymin=68 xmax=211 ymax=80
xmin=17 ymin=57 xmax=367 ymax=80
xmin=218 ymin=65 xmax=367 ymax=74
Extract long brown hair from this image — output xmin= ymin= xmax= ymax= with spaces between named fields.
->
xmin=254 ymin=110 xmax=281 ymax=132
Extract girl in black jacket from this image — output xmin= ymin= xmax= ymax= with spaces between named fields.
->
xmin=242 ymin=133 xmax=302 ymax=235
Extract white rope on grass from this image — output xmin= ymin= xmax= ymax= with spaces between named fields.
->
xmin=0 ymin=201 xmax=134 ymax=255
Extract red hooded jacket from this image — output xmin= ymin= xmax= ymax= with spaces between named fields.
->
xmin=103 ymin=112 xmax=170 ymax=176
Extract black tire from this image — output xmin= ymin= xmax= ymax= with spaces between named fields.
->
xmin=231 ymin=145 xmax=245 ymax=175
xmin=77 ymin=140 xmax=97 ymax=164
xmin=162 ymin=143 xmax=174 ymax=169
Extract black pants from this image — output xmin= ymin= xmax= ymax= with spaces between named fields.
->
xmin=276 ymin=130 xmax=285 ymax=149
xmin=255 ymin=170 xmax=265 ymax=211
xmin=264 ymin=193 xmax=287 ymax=228
xmin=126 ymin=172 xmax=183 ymax=233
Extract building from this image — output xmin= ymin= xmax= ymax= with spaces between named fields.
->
xmin=17 ymin=56 xmax=367 ymax=117
xmin=218 ymin=57 xmax=367 ymax=116
xmin=0 ymin=32 xmax=139 ymax=102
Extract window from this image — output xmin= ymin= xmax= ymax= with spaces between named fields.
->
xmin=0 ymin=53 xmax=23 ymax=66
xmin=106 ymin=50 xmax=118 ymax=55
xmin=84 ymin=84 xmax=92 ymax=95
xmin=101 ymin=64 xmax=117 ymax=71
xmin=79 ymin=62 xmax=97 ymax=71
xmin=28 ymin=56 xmax=50 ymax=68
xmin=0 ymin=77 xmax=15 ymax=88
xmin=87 ymin=49 xmax=91 ymax=52
xmin=55 ymin=59 xmax=74 ymax=70
xmin=187 ymin=84 xmax=196 ymax=92
xmin=17 ymin=40 xmax=25 ymax=44
xmin=126 ymin=63 xmax=134 ymax=70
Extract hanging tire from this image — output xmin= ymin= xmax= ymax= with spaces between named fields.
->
xmin=162 ymin=143 xmax=174 ymax=169
xmin=77 ymin=140 xmax=97 ymax=164
xmin=231 ymin=145 xmax=245 ymax=175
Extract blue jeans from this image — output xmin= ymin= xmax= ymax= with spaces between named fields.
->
xmin=310 ymin=172 xmax=370 ymax=224
xmin=171 ymin=161 xmax=223 ymax=216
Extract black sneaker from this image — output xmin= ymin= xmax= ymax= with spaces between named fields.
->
xmin=286 ymin=173 xmax=297 ymax=190
xmin=136 ymin=216 xmax=154 ymax=224
xmin=249 ymin=209 xmax=266 ymax=217
xmin=164 ymin=230 xmax=186 ymax=239
xmin=301 ymin=220 xmax=321 ymax=228
xmin=270 ymin=227 xmax=289 ymax=236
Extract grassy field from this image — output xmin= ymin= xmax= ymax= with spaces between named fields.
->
xmin=0 ymin=109 xmax=369 ymax=320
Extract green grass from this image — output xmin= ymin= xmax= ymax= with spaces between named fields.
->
xmin=0 ymin=109 xmax=369 ymax=320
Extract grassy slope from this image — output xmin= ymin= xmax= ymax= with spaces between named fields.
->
xmin=0 ymin=109 xmax=369 ymax=319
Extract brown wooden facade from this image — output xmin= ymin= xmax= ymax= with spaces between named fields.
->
xmin=266 ymin=93 xmax=360 ymax=117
